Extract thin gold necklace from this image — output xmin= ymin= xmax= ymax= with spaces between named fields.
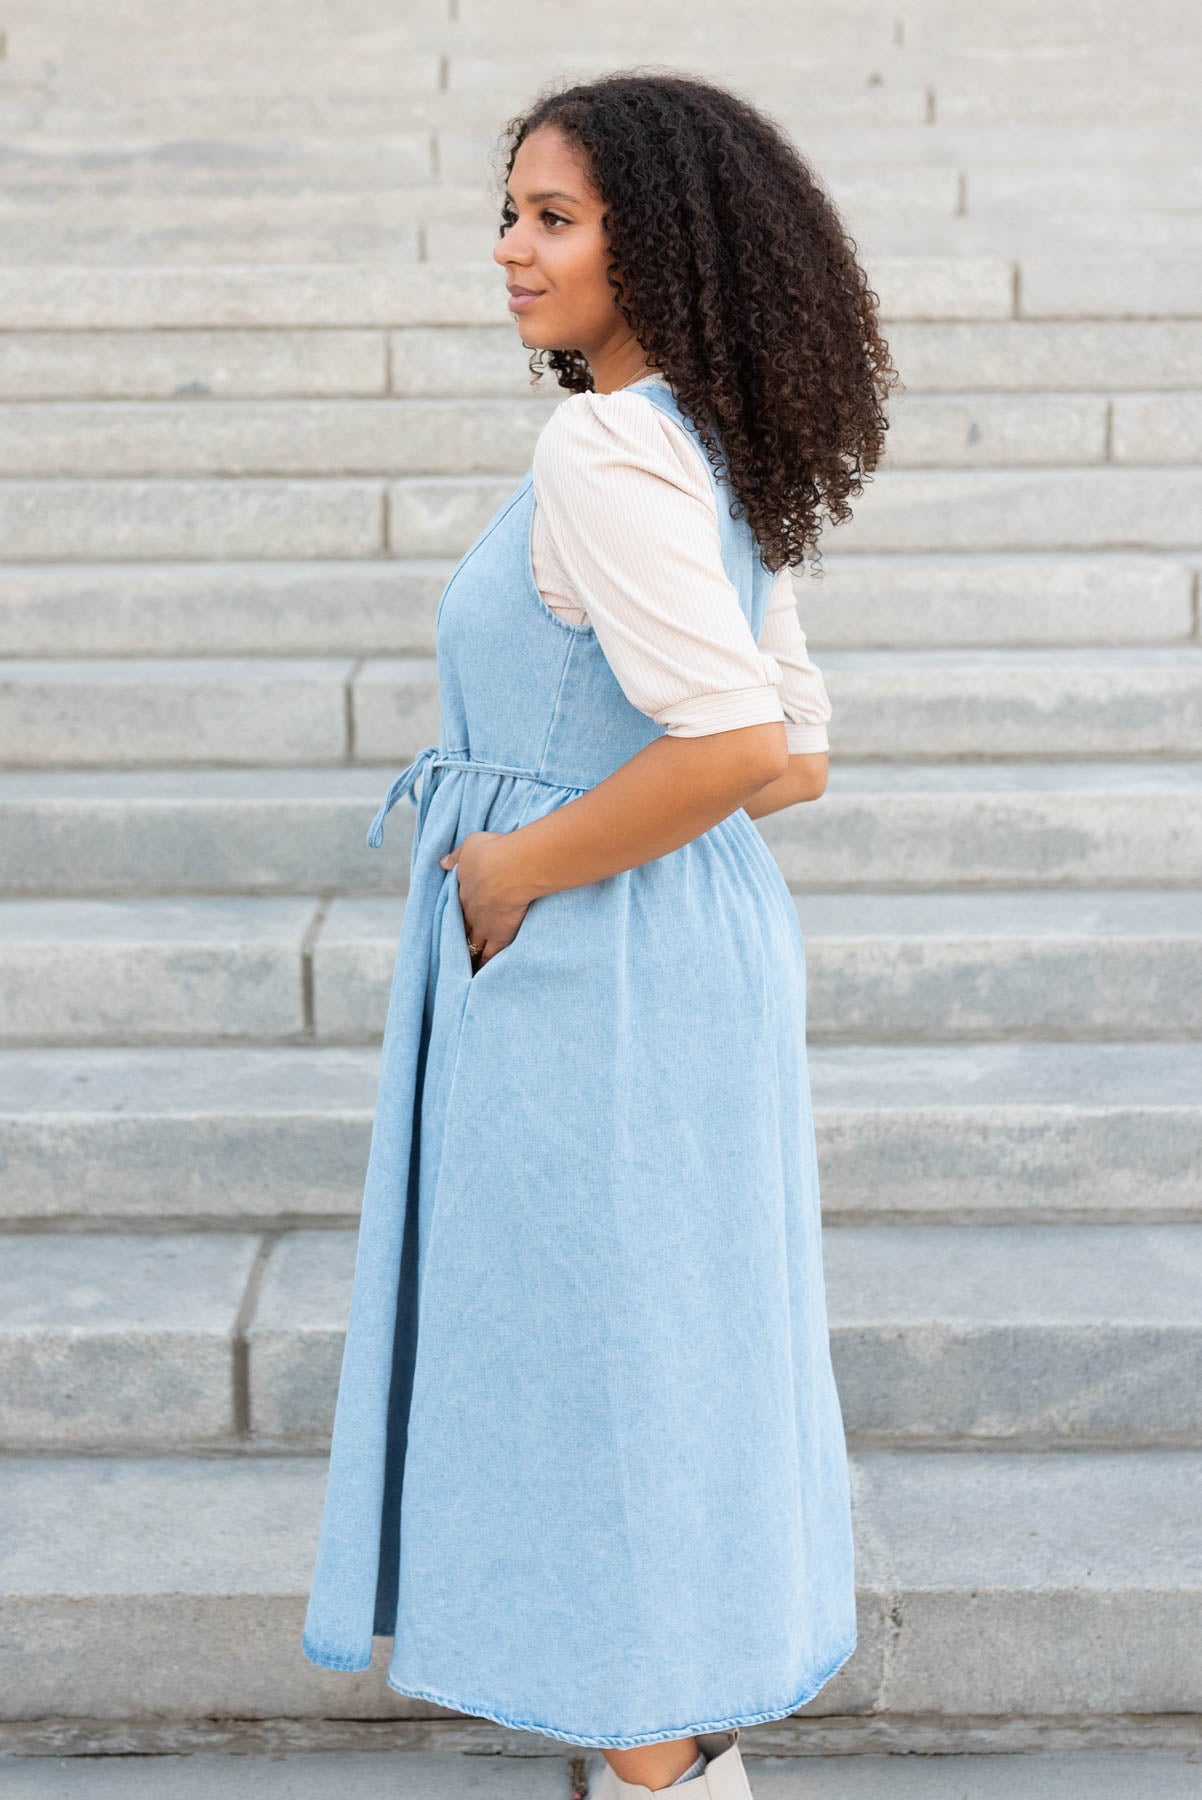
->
xmin=611 ymin=363 xmax=663 ymax=393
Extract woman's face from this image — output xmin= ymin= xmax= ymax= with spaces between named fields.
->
xmin=493 ymin=125 xmax=644 ymax=380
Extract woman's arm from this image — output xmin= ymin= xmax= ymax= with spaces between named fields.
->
xmin=482 ymin=719 xmax=789 ymax=908
xmin=754 ymin=564 xmax=832 ymax=794
xmin=742 ymin=749 xmax=829 ymax=819
xmin=480 ymin=735 xmax=825 ymax=907
xmin=445 ymin=722 xmax=804 ymax=964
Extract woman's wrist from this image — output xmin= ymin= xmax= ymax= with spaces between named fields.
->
xmin=490 ymin=825 xmax=556 ymax=906
xmin=487 ymin=748 xmax=776 ymax=904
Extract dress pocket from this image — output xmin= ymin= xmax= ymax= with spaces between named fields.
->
xmin=447 ymin=862 xmax=525 ymax=989
xmin=446 ymin=863 xmax=477 ymax=980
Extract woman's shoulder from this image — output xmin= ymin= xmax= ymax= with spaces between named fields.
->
xmin=535 ymin=380 xmax=670 ymax=447
xmin=533 ymin=380 xmax=708 ymax=495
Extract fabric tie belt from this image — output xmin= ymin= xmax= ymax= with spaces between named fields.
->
xmin=367 ymin=745 xmax=595 ymax=851
xmin=365 ymin=743 xmax=445 ymax=849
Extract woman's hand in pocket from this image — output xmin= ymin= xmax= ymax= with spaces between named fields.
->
xmin=439 ymin=831 xmax=533 ymax=970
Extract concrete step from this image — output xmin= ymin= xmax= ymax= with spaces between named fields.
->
xmin=0 ymin=554 xmax=1193 ymax=657
xmin=389 ymin=467 xmax=1202 ymax=558
xmin=4 ymin=464 xmax=1202 ymax=561
xmin=1 ymin=1748 xmax=1199 ymax=1797
xmin=0 ymin=12 xmax=439 ymax=104
xmin=826 ymin=1223 xmax=1202 ymax=1447
xmin=20 ymin=170 xmax=1191 ymax=256
xmin=0 ymin=897 xmax=319 ymax=1045
xmin=0 ymin=255 xmax=1193 ymax=342
xmin=360 ymin=646 xmax=1202 ymax=764
xmin=2 ymin=762 xmax=1200 ymax=896
xmin=430 ymin=211 xmax=1202 ymax=261
xmin=0 ymin=167 xmax=964 ymax=221
xmin=603 ymin=1750 xmax=1202 ymax=1800
xmin=0 ymin=1232 xmax=263 ymax=1448
xmin=810 ymin=1039 xmax=1202 ymax=1222
xmin=26 ymin=23 xmax=1154 ymax=79
xmin=0 ymin=1753 xmax=573 ymax=1796
xmin=1 ymin=1449 xmax=1198 ymax=1719
xmin=525 ymin=156 xmax=1202 ymax=221
xmin=0 ymin=258 xmax=1192 ymax=332
xmin=3 ymin=1040 xmax=1197 ymax=1230
xmin=820 ymin=320 xmax=1202 ymax=395
xmin=760 ymin=761 xmax=1202 ymax=890
xmin=0 ymin=658 xmax=362 ymax=766
xmin=18 ymin=167 xmax=1194 ymax=260
xmin=9 ymin=390 xmax=1202 ymax=475
xmin=0 ymin=69 xmax=927 ymax=137
xmin=0 ymin=327 xmax=399 ymax=401
xmin=3 ymin=648 xmax=1200 ymax=765
xmin=268 ymin=1219 xmax=1202 ymax=1449
xmin=0 ymin=191 xmax=425 ymax=265
xmin=0 ymin=398 xmax=557 ymax=478
xmin=831 ymin=459 xmax=1202 ymax=551
xmin=0 ymin=1044 xmax=376 ymax=1227
xmin=0 ymin=479 xmax=386 ymax=562
xmin=5 ymin=121 xmax=1202 ymax=176
xmin=271 ymin=66 xmax=1202 ymax=135
xmin=18 ymin=1216 xmax=1194 ymax=1454
xmin=0 ymin=78 xmax=913 ymax=134
xmin=68 ymin=159 xmax=1157 ymax=223
xmin=3 ymin=22 xmax=1191 ymax=90
xmin=2 ymin=197 xmax=986 ymax=269
xmin=13 ymin=196 xmax=1202 ymax=266
xmin=439 ymin=34 xmax=1190 ymax=84
xmin=7 ymin=112 xmax=1197 ymax=162
xmin=0 ymin=1213 xmax=1199 ymax=1456
xmin=3 ymin=320 xmax=1202 ymax=403
xmin=318 ymin=888 xmax=1202 ymax=1044
xmin=795 ymin=890 xmax=1202 ymax=1040
xmin=12 ymin=1220 xmax=1197 ymax=1453
xmin=796 ymin=554 xmax=1197 ymax=650
xmin=0 ymin=138 xmax=446 ymax=193
xmin=0 ymin=223 xmax=424 ymax=269
xmin=2 ymin=889 xmax=1199 ymax=1046
xmin=847 ymin=210 xmax=1202 ymax=259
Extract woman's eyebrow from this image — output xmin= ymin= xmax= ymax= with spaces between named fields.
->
xmin=503 ymin=188 xmax=582 ymax=205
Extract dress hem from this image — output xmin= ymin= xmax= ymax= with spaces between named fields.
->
xmin=301 ymin=1631 xmax=858 ymax=1749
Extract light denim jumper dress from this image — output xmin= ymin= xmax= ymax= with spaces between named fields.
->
xmin=301 ymin=375 xmax=858 ymax=1748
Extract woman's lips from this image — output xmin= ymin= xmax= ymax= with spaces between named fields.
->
xmin=507 ymin=290 xmax=544 ymax=312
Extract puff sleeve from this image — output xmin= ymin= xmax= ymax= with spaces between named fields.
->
xmin=757 ymin=564 xmax=832 ymax=754
xmin=531 ymin=388 xmax=817 ymax=741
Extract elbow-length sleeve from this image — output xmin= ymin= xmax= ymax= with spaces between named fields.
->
xmin=530 ymin=388 xmax=792 ymax=739
xmin=758 ymin=565 xmax=832 ymax=755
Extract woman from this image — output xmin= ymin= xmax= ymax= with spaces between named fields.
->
xmin=302 ymin=69 xmax=897 ymax=1797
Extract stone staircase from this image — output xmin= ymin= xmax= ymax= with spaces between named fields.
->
xmin=2 ymin=0 xmax=1201 ymax=1786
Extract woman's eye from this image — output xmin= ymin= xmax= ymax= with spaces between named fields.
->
xmin=498 ymin=206 xmax=567 ymax=233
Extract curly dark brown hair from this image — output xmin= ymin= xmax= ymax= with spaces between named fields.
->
xmin=492 ymin=68 xmax=902 ymax=578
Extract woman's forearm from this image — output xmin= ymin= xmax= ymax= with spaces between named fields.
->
xmin=493 ymin=722 xmax=790 ymax=905
xmin=742 ymin=751 xmax=829 ymax=819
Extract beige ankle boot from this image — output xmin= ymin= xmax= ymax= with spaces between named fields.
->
xmin=591 ymin=1728 xmax=754 ymax=1799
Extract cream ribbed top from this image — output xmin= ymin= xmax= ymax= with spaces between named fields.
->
xmin=529 ymin=373 xmax=832 ymax=754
